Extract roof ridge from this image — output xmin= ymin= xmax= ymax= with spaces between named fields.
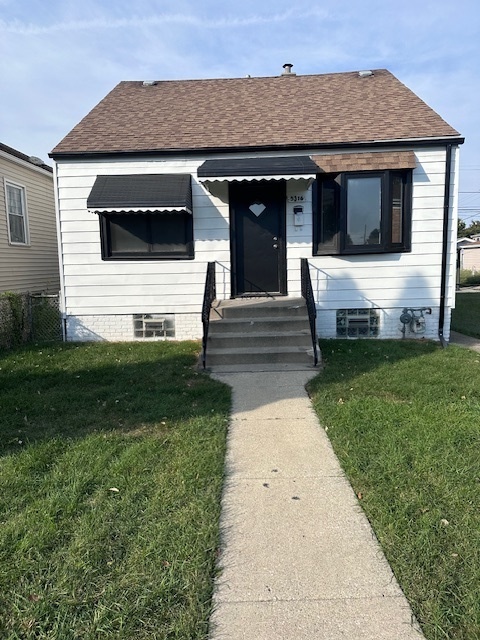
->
xmin=119 ymin=68 xmax=391 ymax=85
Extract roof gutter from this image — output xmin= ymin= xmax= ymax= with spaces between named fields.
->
xmin=438 ymin=143 xmax=453 ymax=347
xmin=49 ymin=136 xmax=465 ymax=161
xmin=0 ymin=149 xmax=53 ymax=176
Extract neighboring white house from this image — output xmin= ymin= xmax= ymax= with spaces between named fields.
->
xmin=457 ymin=237 xmax=480 ymax=271
xmin=0 ymin=143 xmax=59 ymax=294
xmin=50 ymin=66 xmax=462 ymax=344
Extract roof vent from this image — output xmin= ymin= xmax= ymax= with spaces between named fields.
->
xmin=28 ymin=156 xmax=46 ymax=166
xmin=282 ymin=63 xmax=296 ymax=76
xmin=358 ymin=70 xmax=374 ymax=78
xmin=142 ymin=80 xmax=157 ymax=87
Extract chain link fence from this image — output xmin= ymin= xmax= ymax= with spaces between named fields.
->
xmin=0 ymin=293 xmax=63 ymax=349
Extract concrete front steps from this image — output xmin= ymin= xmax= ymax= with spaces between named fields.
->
xmin=205 ymin=297 xmax=319 ymax=372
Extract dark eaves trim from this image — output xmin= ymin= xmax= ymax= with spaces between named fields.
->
xmin=438 ymin=143 xmax=453 ymax=347
xmin=49 ymin=136 xmax=465 ymax=161
xmin=1 ymin=142 xmax=53 ymax=173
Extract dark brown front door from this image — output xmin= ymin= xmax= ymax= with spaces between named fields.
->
xmin=230 ymin=181 xmax=286 ymax=296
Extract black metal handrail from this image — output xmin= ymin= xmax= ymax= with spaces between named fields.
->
xmin=201 ymin=262 xmax=216 ymax=369
xmin=301 ymin=258 xmax=318 ymax=366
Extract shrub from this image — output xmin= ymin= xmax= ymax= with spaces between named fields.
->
xmin=458 ymin=269 xmax=480 ymax=287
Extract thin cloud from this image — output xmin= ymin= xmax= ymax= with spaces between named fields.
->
xmin=0 ymin=8 xmax=328 ymax=35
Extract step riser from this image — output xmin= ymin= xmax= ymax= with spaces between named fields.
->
xmin=209 ymin=319 xmax=311 ymax=334
xmin=209 ymin=335 xmax=311 ymax=349
xmin=215 ymin=305 xmax=307 ymax=319
xmin=205 ymin=298 xmax=316 ymax=370
xmin=207 ymin=350 xmax=313 ymax=366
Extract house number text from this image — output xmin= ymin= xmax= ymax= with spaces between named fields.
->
xmin=288 ymin=195 xmax=305 ymax=202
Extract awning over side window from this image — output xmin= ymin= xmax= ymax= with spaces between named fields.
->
xmin=312 ymin=151 xmax=417 ymax=174
xmin=197 ymin=156 xmax=319 ymax=183
xmin=87 ymin=174 xmax=192 ymax=214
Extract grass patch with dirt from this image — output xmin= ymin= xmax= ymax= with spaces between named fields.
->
xmin=308 ymin=340 xmax=480 ymax=640
xmin=451 ymin=291 xmax=480 ymax=338
xmin=0 ymin=341 xmax=230 ymax=639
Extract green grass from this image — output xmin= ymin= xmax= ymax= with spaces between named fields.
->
xmin=0 ymin=341 xmax=230 ymax=639
xmin=451 ymin=292 xmax=480 ymax=338
xmin=308 ymin=340 xmax=480 ymax=640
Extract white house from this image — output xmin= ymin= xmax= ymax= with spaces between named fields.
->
xmin=50 ymin=66 xmax=462 ymax=358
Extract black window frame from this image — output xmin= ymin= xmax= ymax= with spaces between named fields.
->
xmin=313 ymin=169 xmax=412 ymax=256
xmin=99 ymin=211 xmax=194 ymax=261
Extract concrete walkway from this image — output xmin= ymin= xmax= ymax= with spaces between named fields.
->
xmin=209 ymin=371 xmax=424 ymax=640
xmin=449 ymin=330 xmax=480 ymax=352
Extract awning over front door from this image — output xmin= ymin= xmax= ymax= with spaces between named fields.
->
xmin=197 ymin=156 xmax=319 ymax=183
xmin=87 ymin=174 xmax=192 ymax=214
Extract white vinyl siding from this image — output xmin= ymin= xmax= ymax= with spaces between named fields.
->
xmin=286 ymin=147 xmax=459 ymax=311
xmin=56 ymin=158 xmax=231 ymax=315
xmin=55 ymin=146 xmax=459 ymax=335
xmin=0 ymin=154 xmax=59 ymax=293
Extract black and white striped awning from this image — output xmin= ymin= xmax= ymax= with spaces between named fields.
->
xmin=197 ymin=156 xmax=319 ymax=183
xmin=87 ymin=174 xmax=192 ymax=214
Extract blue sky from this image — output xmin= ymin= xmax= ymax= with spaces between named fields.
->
xmin=1 ymin=0 xmax=479 ymax=221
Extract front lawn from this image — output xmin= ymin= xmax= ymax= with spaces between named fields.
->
xmin=0 ymin=342 xmax=230 ymax=639
xmin=451 ymin=291 xmax=480 ymax=338
xmin=308 ymin=340 xmax=480 ymax=640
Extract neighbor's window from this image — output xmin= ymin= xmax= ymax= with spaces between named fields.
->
xmin=99 ymin=212 xmax=194 ymax=260
xmin=313 ymin=170 xmax=412 ymax=255
xmin=5 ymin=182 xmax=29 ymax=245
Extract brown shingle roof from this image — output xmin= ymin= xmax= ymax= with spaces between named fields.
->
xmin=51 ymin=69 xmax=460 ymax=156
xmin=313 ymin=151 xmax=417 ymax=173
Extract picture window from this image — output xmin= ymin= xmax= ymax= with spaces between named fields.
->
xmin=313 ymin=170 xmax=412 ymax=255
xmin=100 ymin=212 xmax=193 ymax=260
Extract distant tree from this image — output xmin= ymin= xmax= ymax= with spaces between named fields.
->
xmin=458 ymin=219 xmax=468 ymax=237
xmin=467 ymin=220 xmax=480 ymax=236
xmin=458 ymin=219 xmax=480 ymax=238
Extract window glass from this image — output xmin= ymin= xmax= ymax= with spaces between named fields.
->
xmin=109 ymin=214 xmax=148 ymax=253
xmin=391 ymin=174 xmax=403 ymax=244
xmin=151 ymin=213 xmax=189 ymax=254
xmin=346 ymin=176 xmax=381 ymax=246
xmin=102 ymin=212 xmax=193 ymax=259
xmin=313 ymin=169 xmax=411 ymax=256
xmin=320 ymin=179 xmax=338 ymax=247
xmin=6 ymin=184 xmax=27 ymax=244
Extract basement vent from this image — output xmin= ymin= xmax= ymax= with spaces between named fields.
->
xmin=133 ymin=314 xmax=175 ymax=339
xmin=336 ymin=309 xmax=379 ymax=338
